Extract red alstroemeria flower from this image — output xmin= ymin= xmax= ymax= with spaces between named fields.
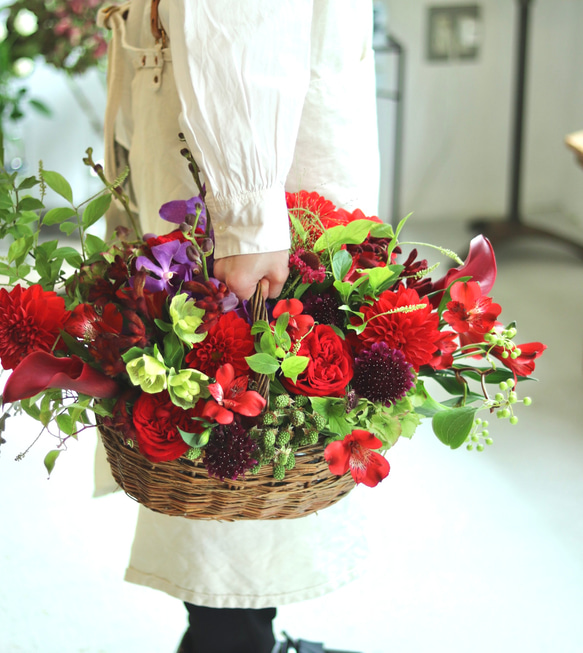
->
xmin=429 ymin=330 xmax=459 ymax=370
xmin=202 ymin=364 xmax=266 ymax=425
xmin=2 ymin=351 xmax=119 ymax=403
xmin=64 ymin=303 xmax=123 ymax=341
xmin=443 ymin=281 xmax=502 ymax=335
xmin=272 ymin=299 xmax=314 ymax=340
xmin=492 ymin=341 xmax=547 ymax=377
xmin=324 ymin=429 xmax=390 ymax=487
xmin=0 ymin=284 xmax=70 ymax=370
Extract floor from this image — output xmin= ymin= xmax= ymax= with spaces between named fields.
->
xmin=1 ymin=214 xmax=583 ymax=653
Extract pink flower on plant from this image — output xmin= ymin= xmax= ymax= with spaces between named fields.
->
xmin=202 ymin=364 xmax=266 ymax=425
xmin=325 ymin=429 xmax=390 ymax=487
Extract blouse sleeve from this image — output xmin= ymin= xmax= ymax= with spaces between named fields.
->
xmin=166 ymin=1 xmax=313 ymax=259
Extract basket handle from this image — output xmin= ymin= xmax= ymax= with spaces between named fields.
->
xmin=248 ymin=283 xmax=270 ymax=401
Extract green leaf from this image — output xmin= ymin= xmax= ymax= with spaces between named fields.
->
xmin=42 ymin=206 xmax=77 ymax=226
xmin=82 ymin=194 xmax=111 ymax=229
xmin=84 ymin=233 xmax=106 ymax=257
xmin=259 ymin=330 xmax=277 ymax=357
xmin=7 ymin=235 xmax=32 ymax=264
xmin=28 ymin=98 xmax=52 ymax=116
xmin=17 ymin=176 xmax=39 ymax=191
xmin=178 ymin=427 xmax=211 ymax=448
xmin=163 ymin=331 xmax=184 ymax=370
xmin=55 ymin=246 xmax=82 ymax=268
xmin=44 ymin=450 xmax=61 ymax=476
xmin=313 ymin=219 xmax=381 ymax=252
xmin=59 ymin=221 xmax=79 ymax=236
xmin=280 ymin=355 xmax=309 ymax=382
xmin=56 ymin=413 xmax=74 ymax=436
xmin=17 ymin=197 xmax=44 ymax=212
xmin=331 ymin=249 xmax=353 ymax=281
xmin=245 ymin=353 xmax=280 ymax=375
xmin=250 ymin=320 xmax=271 ymax=335
xmin=43 ymin=170 xmax=73 ymax=203
xmin=432 ymin=406 xmax=477 ymax=449
xmin=121 ymin=347 xmax=147 ymax=364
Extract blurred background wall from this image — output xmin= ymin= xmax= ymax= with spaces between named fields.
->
xmin=375 ymin=0 xmax=583 ymax=229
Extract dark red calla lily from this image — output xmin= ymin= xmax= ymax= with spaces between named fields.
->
xmin=432 ymin=235 xmax=497 ymax=302
xmin=2 ymin=351 xmax=119 ymax=403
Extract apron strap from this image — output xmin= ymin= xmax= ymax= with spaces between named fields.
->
xmin=150 ymin=0 xmax=167 ymax=47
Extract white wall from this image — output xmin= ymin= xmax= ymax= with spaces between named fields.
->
xmin=379 ymin=0 xmax=583 ymax=226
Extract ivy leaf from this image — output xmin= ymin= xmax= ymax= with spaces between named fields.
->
xmin=43 ymin=170 xmax=73 ymax=203
xmin=44 ymin=450 xmax=61 ymax=476
xmin=432 ymin=406 xmax=477 ymax=449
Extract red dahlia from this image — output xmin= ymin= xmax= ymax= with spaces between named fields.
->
xmin=185 ymin=312 xmax=254 ymax=377
xmin=354 ymin=285 xmax=441 ymax=372
xmin=0 ymin=284 xmax=70 ymax=371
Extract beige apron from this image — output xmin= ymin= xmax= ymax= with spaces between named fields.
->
xmin=96 ymin=0 xmax=379 ymax=609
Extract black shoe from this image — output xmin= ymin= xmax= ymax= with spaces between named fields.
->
xmin=273 ymin=632 xmax=362 ymax=653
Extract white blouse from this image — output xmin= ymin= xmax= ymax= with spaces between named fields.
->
xmin=160 ymin=0 xmax=380 ymax=259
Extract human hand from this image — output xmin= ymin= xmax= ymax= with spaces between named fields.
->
xmin=213 ymin=250 xmax=289 ymax=301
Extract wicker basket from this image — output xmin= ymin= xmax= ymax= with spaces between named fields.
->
xmin=99 ymin=421 xmax=355 ymax=520
xmin=98 ymin=285 xmax=355 ymax=520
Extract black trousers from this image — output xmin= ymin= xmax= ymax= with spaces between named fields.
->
xmin=179 ymin=603 xmax=277 ymax=653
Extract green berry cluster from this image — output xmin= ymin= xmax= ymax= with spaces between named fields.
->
xmin=249 ymin=395 xmax=326 ymax=479
xmin=466 ymin=378 xmax=533 ymax=451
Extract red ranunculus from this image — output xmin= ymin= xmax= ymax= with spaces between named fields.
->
xmin=325 ymin=429 xmax=390 ymax=487
xmin=282 ymin=325 xmax=353 ymax=397
xmin=186 ymin=312 xmax=254 ymax=377
xmin=132 ymin=391 xmax=207 ymax=463
xmin=354 ymin=285 xmax=441 ymax=372
xmin=0 ymin=284 xmax=70 ymax=370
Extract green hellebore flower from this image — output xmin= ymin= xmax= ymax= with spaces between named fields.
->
xmin=127 ymin=352 xmax=168 ymax=394
xmin=169 ymin=293 xmax=207 ymax=347
xmin=167 ymin=367 xmax=210 ymax=409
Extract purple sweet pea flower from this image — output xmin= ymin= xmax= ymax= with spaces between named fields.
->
xmin=159 ymin=195 xmax=207 ymax=233
xmin=134 ymin=240 xmax=193 ymax=295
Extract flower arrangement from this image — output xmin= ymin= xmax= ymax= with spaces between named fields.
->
xmin=0 ymin=151 xmax=546 ymax=490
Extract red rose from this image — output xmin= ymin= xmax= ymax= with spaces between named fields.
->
xmin=354 ymin=285 xmax=441 ymax=372
xmin=132 ymin=391 xmax=206 ymax=463
xmin=282 ymin=325 xmax=353 ymax=397
xmin=0 ymin=284 xmax=70 ymax=370
xmin=186 ymin=312 xmax=254 ymax=377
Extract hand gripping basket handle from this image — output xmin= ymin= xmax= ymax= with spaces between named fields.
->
xmin=249 ymin=283 xmax=270 ymax=402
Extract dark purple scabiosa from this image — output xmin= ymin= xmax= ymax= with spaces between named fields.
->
xmin=301 ymin=290 xmax=344 ymax=328
xmin=352 ymin=342 xmax=415 ymax=406
xmin=203 ymin=417 xmax=258 ymax=481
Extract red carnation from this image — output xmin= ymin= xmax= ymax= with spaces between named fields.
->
xmin=282 ymin=324 xmax=353 ymax=397
xmin=132 ymin=391 xmax=207 ymax=463
xmin=354 ymin=285 xmax=441 ymax=372
xmin=0 ymin=284 xmax=70 ymax=370
xmin=185 ymin=312 xmax=254 ymax=377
